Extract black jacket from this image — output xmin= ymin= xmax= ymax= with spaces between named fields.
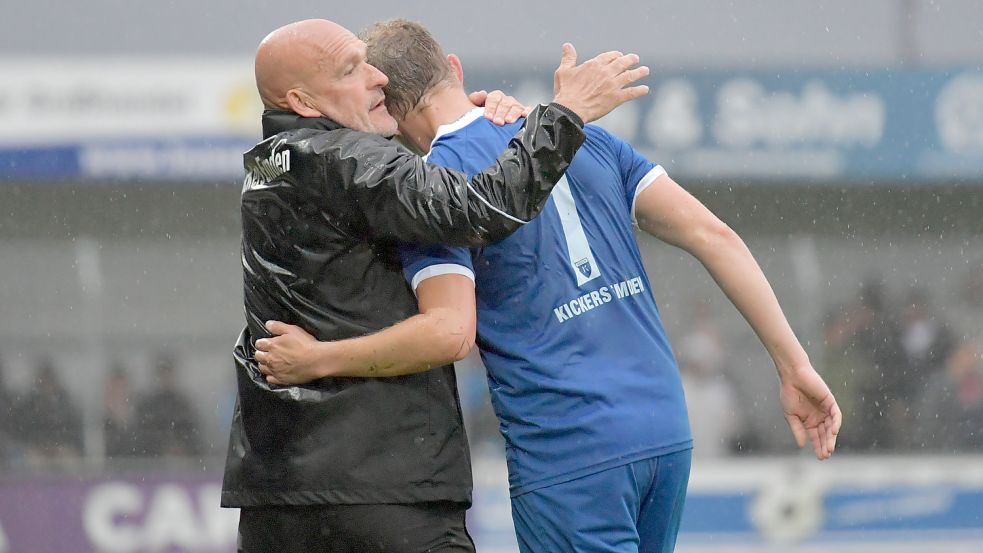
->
xmin=221 ymin=104 xmax=585 ymax=507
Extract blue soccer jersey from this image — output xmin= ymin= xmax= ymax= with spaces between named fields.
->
xmin=400 ymin=107 xmax=692 ymax=496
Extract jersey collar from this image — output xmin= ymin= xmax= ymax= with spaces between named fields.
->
xmin=428 ymin=107 xmax=485 ymax=151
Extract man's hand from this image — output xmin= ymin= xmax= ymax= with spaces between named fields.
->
xmin=779 ymin=365 xmax=842 ymax=460
xmin=254 ymin=321 xmax=328 ymax=386
xmin=552 ymin=43 xmax=649 ymax=123
xmin=469 ymin=90 xmax=529 ymax=125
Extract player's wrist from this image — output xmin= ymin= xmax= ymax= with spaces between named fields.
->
xmin=774 ymin=355 xmax=814 ymax=380
xmin=767 ymin=337 xmax=812 ymax=378
xmin=547 ymin=101 xmax=586 ymax=127
xmin=314 ymin=341 xmax=342 ymax=378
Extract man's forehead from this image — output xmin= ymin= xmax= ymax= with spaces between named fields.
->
xmin=320 ymin=29 xmax=364 ymax=57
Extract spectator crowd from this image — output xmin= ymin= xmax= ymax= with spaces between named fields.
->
xmin=1 ymin=268 xmax=980 ymax=469
xmin=822 ymin=270 xmax=983 ymax=453
xmin=433 ymin=266 xmax=983 ymax=459
xmin=0 ymin=353 xmax=203 ymax=469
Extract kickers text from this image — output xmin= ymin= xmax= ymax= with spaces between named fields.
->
xmin=553 ymin=276 xmax=645 ymax=323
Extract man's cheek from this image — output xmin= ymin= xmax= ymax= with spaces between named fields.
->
xmin=374 ymin=113 xmax=399 ymax=137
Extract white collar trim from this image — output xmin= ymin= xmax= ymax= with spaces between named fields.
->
xmin=429 ymin=107 xmax=485 ymax=150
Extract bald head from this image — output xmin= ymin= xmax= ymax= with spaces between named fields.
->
xmin=253 ymin=19 xmax=397 ymax=134
xmin=255 ymin=19 xmax=349 ymax=109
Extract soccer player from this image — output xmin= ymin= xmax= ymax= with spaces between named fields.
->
xmin=255 ymin=20 xmax=841 ymax=553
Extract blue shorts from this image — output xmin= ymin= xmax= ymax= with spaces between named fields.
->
xmin=511 ymin=448 xmax=692 ymax=553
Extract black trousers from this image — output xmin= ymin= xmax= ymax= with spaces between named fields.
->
xmin=237 ymin=501 xmax=476 ymax=553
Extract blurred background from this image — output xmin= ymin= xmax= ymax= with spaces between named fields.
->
xmin=1 ymin=1 xmax=981 ymax=552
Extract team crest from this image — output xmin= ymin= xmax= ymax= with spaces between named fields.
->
xmin=574 ymin=258 xmax=593 ymax=278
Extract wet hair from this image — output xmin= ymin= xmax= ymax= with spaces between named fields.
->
xmin=360 ymin=19 xmax=454 ymax=119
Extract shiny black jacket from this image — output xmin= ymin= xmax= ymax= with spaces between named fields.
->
xmin=222 ymin=103 xmax=585 ymax=507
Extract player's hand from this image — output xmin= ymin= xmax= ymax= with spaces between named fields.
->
xmin=779 ymin=365 xmax=842 ymax=460
xmin=469 ymin=89 xmax=529 ymax=126
xmin=254 ymin=321 xmax=325 ymax=386
xmin=551 ymin=43 xmax=649 ymax=123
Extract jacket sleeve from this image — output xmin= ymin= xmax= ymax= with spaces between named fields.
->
xmin=314 ymin=102 xmax=585 ymax=247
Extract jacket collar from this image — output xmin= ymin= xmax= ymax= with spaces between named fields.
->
xmin=261 ymin=109 xmax=344 ymax=138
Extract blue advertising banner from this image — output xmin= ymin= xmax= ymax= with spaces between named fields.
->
xmin=467 ymin=68 xmax=983 ymax=182
xmin=0 ymin=138 xmax=253 ymax=182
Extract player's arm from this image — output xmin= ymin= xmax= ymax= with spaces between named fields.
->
xmin=322 ymin=103 xmax=578 ymax=247
xmin=254 ymin=274 xmax=477 ymax=383
xmin=633 ymin=175 xmax=841 ymax=460
xmin=320 ymin=46 xmax=648 ymax=247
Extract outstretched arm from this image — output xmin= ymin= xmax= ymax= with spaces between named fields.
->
xmin=314 ymin=45 xmax=649 ymax=247
xmin=255 ymin=274 xmax=477 ymax=384
xmin=634 ymin=174 xmax=841 ymax=459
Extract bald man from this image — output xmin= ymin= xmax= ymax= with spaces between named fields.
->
xmin=222 ymin=18 xmax=651 ymax=553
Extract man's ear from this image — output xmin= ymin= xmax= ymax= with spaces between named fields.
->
xmin=285 ymin=89 xmax=322 ymax=117
xmin=447 ymin=54 xmax=464 ymax=86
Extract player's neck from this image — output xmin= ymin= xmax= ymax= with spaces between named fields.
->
xmin=417 ymin=87 xmax=477 ymax=143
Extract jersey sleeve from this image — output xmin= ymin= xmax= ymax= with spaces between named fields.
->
xmin=399 ymin=243 xmax=475 ymax=293
xmin=397 ymin=135 xmax=477 ymax=293
xmin=589 ymin=125 xmax=668 ymax=220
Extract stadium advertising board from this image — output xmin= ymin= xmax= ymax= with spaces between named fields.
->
xmin=468 ymin=455 xmax=983 ymax=553
xmin=0 ymin=60 xmax=980 ymax=182
xmin=0 ymin=475 xmax=238 ymax=553
xmin=472 ymin=68 xmax=983 ymax=182
xmin=0 ymin=59 xmax=260 ymax=181
xmin=1 ymin=456 xmax=982 ymax=553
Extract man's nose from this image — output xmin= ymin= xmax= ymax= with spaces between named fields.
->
xmin=368 ymin=63 xmax=389 ymax=88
